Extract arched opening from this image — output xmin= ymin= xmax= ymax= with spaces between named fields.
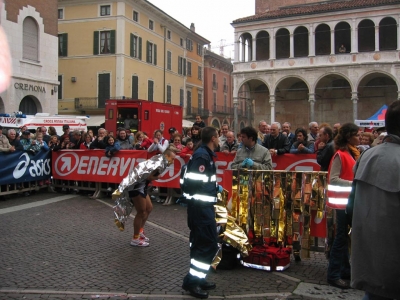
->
xmin=19 ymin=96 xmax=39 ymax=115
xmin=315 ymin=75 xmax=351 ymax=125
xmin=211 ymin=119 xmax=220 ymax=129
xmin=275 ymin=78 xmax=309 ymax=129
xmin=240 ymin=121 xmax=245 ymax=130
xmin=294 ymin=26 xmax=309 ymax=58
xmin=239 ymin=33 xmax=253 ymax=62
xmin=358 ymin=19 xmax=375 ymax=52
xmin=23 ymin=17 xmax=39 ymax=61
xmin=276 ymin=28 xmax=290 ymax=59
xmin=315 ymin=24 xmax=331 ymax=55
xmin=256 ymin=31 xmax=270 ymax=61
xmin=240 ymin=79 xmax=269 ymax=126
xmin=358 ymin=74 xmax=397 ymax=119
xmin=334 ymin=22 xmax=351 ymax=53
xmin=379 ymin=17 xmax=397 ymax=51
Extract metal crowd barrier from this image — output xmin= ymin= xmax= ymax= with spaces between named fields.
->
xmin=0 ymin=180 xmax=50 ymax=196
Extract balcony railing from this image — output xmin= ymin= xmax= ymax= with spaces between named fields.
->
xmin=213 ymin=105 xmax=233 ymax=114
xmin=212 ymin=81 xmax=218 ymax=90
xmin=75 ymin=97 xmax=99 ymax=109
xmin=186 ymin=107 xmax=210 ymax=118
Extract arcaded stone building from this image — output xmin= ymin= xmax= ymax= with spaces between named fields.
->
xmin=232 ymin=0 xmax=400 ymax=129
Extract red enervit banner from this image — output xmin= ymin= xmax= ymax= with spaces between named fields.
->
xmin=52 ymin=150 xmax=320 ymax=188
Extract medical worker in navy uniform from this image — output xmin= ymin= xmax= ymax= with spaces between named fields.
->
xmin=181 ymin=126 xmax=221 ymax=299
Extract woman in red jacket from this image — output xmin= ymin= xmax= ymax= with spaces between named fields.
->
xmin=134 ymin=131 xmax=152 ymax=150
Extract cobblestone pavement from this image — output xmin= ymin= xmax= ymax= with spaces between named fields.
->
xmin=0 ymin=191 xmax=364 ymax=300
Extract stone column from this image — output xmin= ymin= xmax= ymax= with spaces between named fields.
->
xmin=309 ymin=24 xmax=315 ymax=57
xmin=375 ymin=26 xmax=380 ymax=52
xmin=241 ymin=38 xmax=246 ymax=62
xmin=233 ymin=97 xmax=239 ymax=134
xmin=397 ymin=21 xmax=400 ymax=50
xmin=269 ymin=95 xmax=276 ymax=123
xmin=330 ymin=30 xmax=335 ymax=55
xmin=246 ymin=99 xmax=253 ymax=127
xmin=351 ymin=21 xmax=358 ymax=53
xmin=270 ymin=29 xmax=276 ymax=60
xmin=397 ymin=90 xmax=400 ymax=100
xmin=290 ymin=33 xmax=294 ymax=58
xmin=248 ymin=38 xmax=252 ymax=61
xmin=252 ymin=36 xmax=257 ymax=61
xmin=351 ymin=92 xmax=359 ymax=121
xmin=308 ymin=93 xmax=316 ymax=122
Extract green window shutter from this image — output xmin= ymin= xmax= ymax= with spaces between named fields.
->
xmin=132 ymin=76 xmax=138 ymax=99
xmin=110 ymin=30 xmax=116 ymax=54
xmin=148 ymin=80 xmax=154 ymax=101
xmin=178 ymin=57 xmax=182 ymax=74
xmin=63 ymin=33 xmax=68 ymax=56
xmin=153 ymin=44 xmax=157 ymax=65
xmin=130 ymin=33 xmax=133 ymax=57
xmin=183 ymin=58 xmax=186 ymax=76
xmin=138 ymin=37 xmax=142 ymax=60
xmin=146 ymin=41 xmax=150 ymax=63
xmin=93 ymin=31 xmax=99 ymax=55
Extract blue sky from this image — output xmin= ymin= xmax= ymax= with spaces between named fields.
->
xmin=148 ymin=0 xmax=255 ymax=58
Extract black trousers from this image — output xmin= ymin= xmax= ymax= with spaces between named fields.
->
xmin=183 ymin=204 xmax=218 ymax=288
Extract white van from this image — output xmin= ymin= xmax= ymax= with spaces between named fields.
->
xmin=0 ymin=112 xmax=87 ymax=135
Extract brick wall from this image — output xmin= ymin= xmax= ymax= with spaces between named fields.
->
xmin=4 ymin=0 xmax=58 ymax=36
xmin=256 ymin=0 xmax=326 ymax=14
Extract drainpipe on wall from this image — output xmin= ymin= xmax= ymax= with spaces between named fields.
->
xmin=162 ymin=25 xmax=167 ymax=103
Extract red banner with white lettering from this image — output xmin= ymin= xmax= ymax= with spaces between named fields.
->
xmin=52 ymin=150 xmax=321 ymax=188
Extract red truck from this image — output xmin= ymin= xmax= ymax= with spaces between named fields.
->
xmin=104 ymin=99 xmax=183 ymax=137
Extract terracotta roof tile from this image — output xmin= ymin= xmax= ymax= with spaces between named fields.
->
xmin=233 ymin=0 xmax=400 ymax=23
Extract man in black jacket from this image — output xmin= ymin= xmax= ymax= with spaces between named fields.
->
xmin=182 ymin=126 xmax=221 ymax=299
xmin=90 ymin=128 xmax=107 ymax=149
xmin=316 ymin=126 xmax=335 ymax=171
xmin=262 ymin=122 xmax=290 ymax=156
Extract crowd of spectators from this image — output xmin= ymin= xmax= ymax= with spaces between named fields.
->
xmin=0 ymin=119 xmax=387 ymax=200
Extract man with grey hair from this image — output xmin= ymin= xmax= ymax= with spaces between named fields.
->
xmin=257 ymin=120 xmax=270 ymax=144
xmin=282 ymin=122 xmax=295 ymax=146
xmin=7 ymin=129 xmax=23 ymax=152
xmin=262 ymin=122 xmax=291 ymax=156
xmin=307 ymin=122 xmax=319 ymax=142
xmin=90 ymin=128 xmax=107 ymax=149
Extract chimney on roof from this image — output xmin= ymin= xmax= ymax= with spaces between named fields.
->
xmin=190 ymin=23 xmax=195 ymax=32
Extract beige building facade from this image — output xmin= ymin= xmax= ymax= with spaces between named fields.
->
xmin=58 ymin=0 xmax=209 ymax=121
xmin=0 ymin=0 xmax=59 ymax=115
xmin=232 ymin=0 xmax=400 ymax=130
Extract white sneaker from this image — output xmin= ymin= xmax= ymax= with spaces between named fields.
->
xmin=140 ymin=232 xmax=149 ymax=242
xmin=130 ymin=238 xmax=149 ymax=247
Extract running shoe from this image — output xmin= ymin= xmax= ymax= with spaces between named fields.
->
xmin=140 ymin=232 xmax=149 ymax=242
xmin=130 ymin=238 xmax=149 ymax=247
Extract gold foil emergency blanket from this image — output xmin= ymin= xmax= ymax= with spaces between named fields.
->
xmin=232 ymin=169 xmax=328 ymax=258
xmin=112 ymin=154 xmax=169 ymax=230
xmin=212 ymin=190 xmax=252 ymax=267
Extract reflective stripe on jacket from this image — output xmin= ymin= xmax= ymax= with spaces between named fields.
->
xmin=182 ymin=145 xmax=217 ymax=205
xmin=327 ymin=150 xmax=355 ymax=209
